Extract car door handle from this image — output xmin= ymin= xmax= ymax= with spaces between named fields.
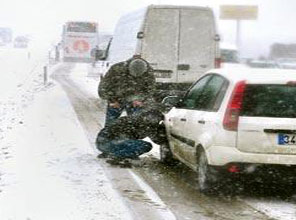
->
xmin=180 ymin=118 xmax=187 ymax=122
xmin=198 ymin=120 xmax=205 ymax=124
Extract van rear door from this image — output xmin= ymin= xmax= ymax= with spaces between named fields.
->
xmin=178 ymin=8 xmax=216 ymax=83
xmin=142 ymin=8 xmax=179 ymax=83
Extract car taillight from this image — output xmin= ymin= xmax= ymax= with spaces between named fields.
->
xmin=215 ymin=58 xmax=221 ymax=68
xmin=223 ymin=80 xmax=246 ymax=131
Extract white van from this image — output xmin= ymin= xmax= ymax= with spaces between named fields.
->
xmin=106 ymin=5 xmax=220 ymax=92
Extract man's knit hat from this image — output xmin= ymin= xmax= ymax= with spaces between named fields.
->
xmin=128 ymin=58 xmax=149 ymax=77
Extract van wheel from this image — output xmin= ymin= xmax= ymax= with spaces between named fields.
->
xmin=197 ymin=150 xmax=221 ymax=194
xmin=160 ymin=142 xmax=176 ymax=165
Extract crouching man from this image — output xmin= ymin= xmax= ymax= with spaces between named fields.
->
xmin=95 ymin=108 xmax=166 ymax=167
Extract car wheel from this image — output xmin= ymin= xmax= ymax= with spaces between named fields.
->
xmin=160 ymin=142 xmax=177 ymax=165
xmin=197 ymin=150 xmax=221 ymax=194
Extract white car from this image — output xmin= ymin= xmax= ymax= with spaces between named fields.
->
xmin=161 ymin=68 xmax=296 ymax=193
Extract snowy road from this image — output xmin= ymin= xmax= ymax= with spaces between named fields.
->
xmin=0 ymin=49 xmax=296 ymax=220
xmin=53 ymin=63 xmax=176 ymax=220
xmin=52 ymin=62 xmax=296 ymax=220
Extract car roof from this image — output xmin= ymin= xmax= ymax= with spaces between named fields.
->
xmin=206 ymin=68 xmax=296 ymax=84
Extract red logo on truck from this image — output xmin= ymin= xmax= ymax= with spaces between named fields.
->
xmin=73 ymin=40 xmax=90 ymax=53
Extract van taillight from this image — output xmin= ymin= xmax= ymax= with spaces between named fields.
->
xmin=215 ymin=58 xmax=221 ymax=68
xmin=223 ymin=80 xmax=246 ymax=131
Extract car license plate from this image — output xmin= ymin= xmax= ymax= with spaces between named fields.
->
xmin=278 ymin=134 xmax=296 ymax=145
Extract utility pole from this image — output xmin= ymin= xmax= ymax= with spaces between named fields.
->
xmin=220 ymin=5 xmax=258 ymax=57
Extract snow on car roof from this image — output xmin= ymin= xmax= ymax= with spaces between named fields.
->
xmin=206 ymin=68 xmax=296 ymax=84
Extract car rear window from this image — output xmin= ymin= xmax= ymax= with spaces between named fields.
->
xmin=241 ymin=84 xmax=296 ymax=118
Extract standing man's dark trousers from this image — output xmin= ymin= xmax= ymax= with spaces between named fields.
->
xmin=95 ymin=127 xmax=152 ymax=159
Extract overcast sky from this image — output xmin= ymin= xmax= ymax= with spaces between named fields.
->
xmin=1 ymin=0 xmax=296 ymax=57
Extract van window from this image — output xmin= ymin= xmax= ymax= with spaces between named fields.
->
xmin=241 ymin=84 xmax=296 ymax=118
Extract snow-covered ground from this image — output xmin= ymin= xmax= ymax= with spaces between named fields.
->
xmin=0 ymin=47 xmax=133 ymax=219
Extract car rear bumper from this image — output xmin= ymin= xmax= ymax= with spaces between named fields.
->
xmin=206 ymin=145 xmax=296 ymax=166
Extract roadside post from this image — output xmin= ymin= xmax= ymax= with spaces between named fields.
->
xmin=55 ymin=45 xmax=60 ymax=62
xmin=43 ymin=65 xmax=48 ymax=85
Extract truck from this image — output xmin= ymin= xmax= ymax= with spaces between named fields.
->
xmin=105 ymin=5 xmax=220 ymax=96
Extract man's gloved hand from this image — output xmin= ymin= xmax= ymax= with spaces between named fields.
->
xmin=109 ymin=101 xmax=121 ymax=108
xmin=132 ymin=100 xmax=143 ymax=108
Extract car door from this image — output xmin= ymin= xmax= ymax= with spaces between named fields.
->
xmin=167 ymin=75 xmax=212 ymax=164
xmin=177 ymin=74 xmax=228 ymax=166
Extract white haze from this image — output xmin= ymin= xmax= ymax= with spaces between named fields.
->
xmin=0 ymin=0 xmax=296 ymax=58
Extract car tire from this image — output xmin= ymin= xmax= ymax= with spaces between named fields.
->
xmin=159 ymin=142 xmax=177 ymax=165
xmin=197 ymin=149 xmax=221 ymax=194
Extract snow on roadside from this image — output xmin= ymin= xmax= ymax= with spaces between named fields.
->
xmin=0 ymin=47 xmax=46 ymax=141
xmin=0 ymin=48 xmax=42 ymax=102
xmin=0 ymin=54 xmax=131 ymax=220
xmin=0 ymin=62 xmax=132 ymax=219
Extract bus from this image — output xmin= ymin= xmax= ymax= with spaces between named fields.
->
xmin=62 ymin=21 xmax=99 ymax=62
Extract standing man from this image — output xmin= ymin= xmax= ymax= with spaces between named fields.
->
xmin=98 ymin=55 xmax=156 ymax=126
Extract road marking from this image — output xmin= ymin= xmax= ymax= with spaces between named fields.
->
xmin=129 ymin=170 xmax=177 ymax=220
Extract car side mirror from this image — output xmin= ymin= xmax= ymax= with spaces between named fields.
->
xmin=96 ymin=50 xmax=107 ymax=61
xmin=162 ymin=96 xmax=182 ymax=112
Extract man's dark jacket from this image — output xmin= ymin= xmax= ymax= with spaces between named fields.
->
xmin=98 ymin=59 xmax=156 ymax=103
